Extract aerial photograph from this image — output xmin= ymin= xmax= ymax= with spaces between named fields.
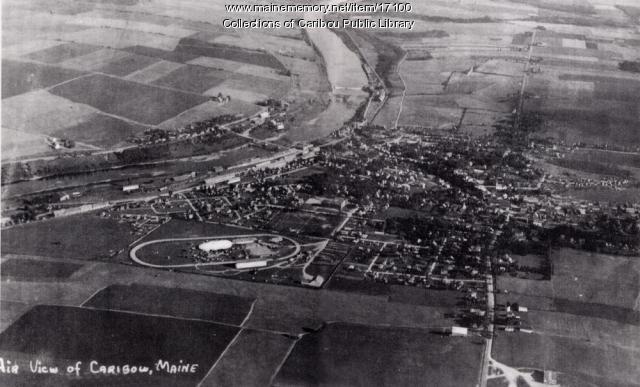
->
xmin=0 ymin=0 xmax=639 ymax=386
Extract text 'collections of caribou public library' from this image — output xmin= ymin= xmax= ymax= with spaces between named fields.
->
xmin=223 ymin=2 xmax=416 ymax=30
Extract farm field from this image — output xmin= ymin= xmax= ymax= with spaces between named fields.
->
xmin=493 ymin=332 xmax=640 ymax=387
xmin=494 ymin=247 xmax=640 ymax=385
xmin=53 ymin=113 xmax=146 ymax=147
xmin=157 ymin=100 xmax=261 ymax=129
xmin=0 ymin=258 xmax=83 ymax=281
xmin=84 ymin=284 xmax=255 ymax=325
xmin=0 ymin=305 xmax=239 ymax=386
xmin=0 ymin=252 xmax=460 ymax=334
xmin=497 ymin=248 xmax=640 ymax=315
xmin=398 ymin=98 xmax=463 ymax=129
xmin=0 ymin=213 xmax=137 ymax=261
xmin=525 ymin=73 xmax=640 ymax=147
xmin=25 ymin=42 xmax=101 ymax=64
xmin=125 ymin=59 xmax=185 ymax=83
xmin=1 ymin=59 xmax=85 ymax=98
xmin=2 ymin=0 xmax=334 ymax=157
xmin=274 ymin=322 xmax=483 ymax=387
xmin=0 ymin=128 xmax=54 ymax=160
xmin=50 ymin=74 xmax=208 ymax=125
xmin=58 ymin=47 xmax=132 ymax=72
xmin=152 ymin=64 xmax=229 ymax=94
xmin=200 ymin=329 xmax=295 ymax=387
xmin=97 ymin=52 xmax=161 ymax=77
xmin=2 ymin=90 xmax=96 ymax=137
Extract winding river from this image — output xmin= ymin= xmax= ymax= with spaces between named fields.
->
xmin=287 ymin=2 xmax=368 ymax=140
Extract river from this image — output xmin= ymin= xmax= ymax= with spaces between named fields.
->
xmin=287 ymin=3 xmax=368 ymax=140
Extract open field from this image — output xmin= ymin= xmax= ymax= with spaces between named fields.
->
xmin=52 ymin=113 xmax=147 ymax=147
xmin=205 ymin=84 xmax=269 ymax=103
xmin=125 ymin=60 xmax=185 ymax=83
xmin=493 ymin=332 xmax=640 ymax=387
xmin=0 ymin=128 xmax=52 ymax=160
xmin=138 ymin=219 xmax=254 ymax=241
xmin=174 ymin=38 xmax=287 ymax=72
xmin=0 ymin=246 xmax=460 ymax=340
xmin=24 ymin=42 xmax=100 ymax=64
xmin=97 ymin=52 xmax=162 ymax=77
xmin=157 ymin=100 xmax=262 ymax=130
xmin=213 ymin=33 xmax=315 ymax=59
xmin=188 ymin=56 xmax=292 ymax=81
xmin=84 ymin=284 xmax=255 ymax=325
xmin=50 ymin=74 xmax=207 ymax=125
xmin=525 ymin=309 xmax=640 ymax=351
xmin=497 ymin=249 xmax=640 ymax=324
xmin=58 ymin=47 xmax=132 ymax=72
xmin=399 ymin=98 xmax=463 ymax=129
xmin=1 ymin=0 xmax=318 ymax=152
xmin=2 ymin=89 xmax=96 ymax=136
xmin=200 ymin=329 xmax=295 ymax=387
xmin=60 ymin=27 xmax=181 ymax=51
xmin=152 ymin=64 xmax=229 ymax=94
xmin=1 ymin=214 xmax=137 ymax=261
xmin=0 ymin=258 xmax=83 ymax=281
xmin=0 ymin=305 xmax=239 ymax=386
xmin=1 ymin=59 xmax=85 ymax=98
xmin=274 ymin=322 xmax=483 ymax=386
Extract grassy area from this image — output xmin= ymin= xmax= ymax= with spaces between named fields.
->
xmin=140 ymin=219 xmax=254 ymax=241
xmin=0 ymin=258 xmax=83 ymax=281
xmin=152 ymin=64 xmax=228 ymax=94
xmin=0 ymin=305 xmax=239 ymax=386
xmin=201 ymin=329 xmax=295 ymax=386
xmin=84 ymin=284 xmax=255 ymax=325
xmin=2 ymin=59 xmax=85 ymax=98
xmin=98 ymin=52 xmax=160 ymax=77
xmin=25 ymin=42 xmax=99 ymax=64
xmin=52 ymin=113 xmax=146 ymax=147
xmin=50 ymin=74 xmax=207 ymax=125
xmin=1 ymin=214 xmax=136 ymax=261
xmin=497 ymin=248 xmax=640 ymax=316
xmin=493 ymin=332 xmax=640 ymax=387
xmin=274 ymin=322 xmax=483 ymax=386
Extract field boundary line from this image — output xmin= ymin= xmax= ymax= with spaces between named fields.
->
xmin=240 ymin=300 xmax=256 ymax=328
xmin=196 ymin=328 xmax=244 ymax=387
xmin=79 ymin=285 xmax=108 ymax=307
xmin=267 ymin=336 xmax=299 ymax=386
xmin=128 ymin=221 xmax=165 ymax=247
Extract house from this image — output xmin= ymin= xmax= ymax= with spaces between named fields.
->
xmin=544 ymin=370 xmax=558 ymax=385
xmin=203 ymin=173 xmax=237 ymax=187
xmin=450 ymin=326 xmax=468 ymax=336
xmin=122 ymin=184 xmax=139 ymax=193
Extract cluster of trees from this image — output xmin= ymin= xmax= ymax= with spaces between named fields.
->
xmin=618 ymin=61 xmax=640 ymax=73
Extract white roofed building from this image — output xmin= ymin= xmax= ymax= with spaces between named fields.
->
xmin=198 ymin=240 xmax=233 ymax=252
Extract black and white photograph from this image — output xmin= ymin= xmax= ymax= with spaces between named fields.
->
xmin=0 ymin=0 xmax=639 ymax=386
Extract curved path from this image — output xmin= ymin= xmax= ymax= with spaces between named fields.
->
xmin=130 ymin=234 xmax=300 ymax=269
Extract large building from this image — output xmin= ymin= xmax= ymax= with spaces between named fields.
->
xmin=198 ymin=240 xmax=233 ymax=252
